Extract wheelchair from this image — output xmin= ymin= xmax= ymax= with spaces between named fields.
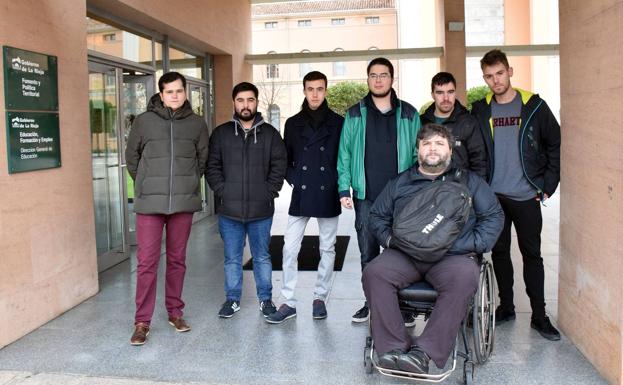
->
xmin=363 ymin=258 xmax=496 ymax=384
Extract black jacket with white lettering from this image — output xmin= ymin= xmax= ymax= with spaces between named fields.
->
xmin=471 ymin=89 xmax=561 ymax=197
xmin=370 ymin=165 xmax=504 ymax=257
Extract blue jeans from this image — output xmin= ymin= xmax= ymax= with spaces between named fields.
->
xmin=218 ymin=215 xmax=273 ymax=302
xmin=354 ymin=198 xmax=382 ymax=271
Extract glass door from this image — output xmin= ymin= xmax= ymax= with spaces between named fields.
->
xmin=89 ymin=63 xmax=127 ymax=272
xmin=121 ymin=73 xmax=155 ymax=245
xmin=189 ymin=82 xmax=214 ymax=218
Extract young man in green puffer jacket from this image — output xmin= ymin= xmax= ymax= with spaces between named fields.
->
xmin=337 ymin=57 xmax=420 ymax=323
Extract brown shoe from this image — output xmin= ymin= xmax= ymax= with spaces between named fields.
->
xmin=168 ymin=316 xmax=191 ymax=332
xmin=130 ymin=323 xmax=150 ymax=346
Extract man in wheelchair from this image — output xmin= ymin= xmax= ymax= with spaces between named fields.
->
xmin=363 ymin=123 xmax=504 ymax=374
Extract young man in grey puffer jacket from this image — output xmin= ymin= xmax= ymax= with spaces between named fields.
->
xmin=125 ymin=71 xmax=209 ymax=346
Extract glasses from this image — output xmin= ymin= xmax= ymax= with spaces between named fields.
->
xmin=368 ymin=73 xmax=391 ymax=81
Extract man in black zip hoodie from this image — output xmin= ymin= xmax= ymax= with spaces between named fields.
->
xmin=420 ymin=72 xmax=487 ymax=179
xmin=206 ymin=82 xmax=287 ymax=319
xmin=471 ymin=49 xmax=561 ymax=341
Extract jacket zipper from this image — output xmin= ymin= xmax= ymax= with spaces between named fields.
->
xmin=518 ymin=100 xmax=544 ymax=196
xmin=168 ymin=109 xmax=175 ymax=213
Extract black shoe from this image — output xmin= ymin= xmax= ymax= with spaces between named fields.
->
xmin=531 ymin=316 xmax=561 ymax=341
xmin=495 ymin=305 xmax=516 ymax=325
xmin=396 ymin=346 xmax=430 ymax=374
xmin=218 ymin=300 xmax=240 ymax=318
xmin=266 ymin=304 xmax=297 ymax=324
xmin=259 ymin=300 xmax=277 ymax=317
xmin=352 ymin=303 xmax=369 ymax=323
xmin=312 ymin=299 xmax=327 ymax=320
xmin=377 ymin=349 xmax=404 ymax=370
xmin=402 ymin=312 xmax=417 ymax=328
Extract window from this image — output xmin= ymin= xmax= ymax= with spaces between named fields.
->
xmin=266 ymin=64 xmax=279 ymax=78
xmin=169 ymin=46 xmax=205 ymax=79
xmin=299 ymin=63 xmax=313 ymax=77
xmin=365 ymin=16 xmax=380 ymax=24
xmin=333 ymin=48 xmax=346 ymax=76
xmin=268 ymin=104 xmax=280 ymax=130
xmin=331 ymin=18 xmax=345 ymax=25
xmin=298 ymin=19 xmax=312 ymax=27
xmin=264 ymin=21 xmax=277 ymax=29
xmin=103 ymin=33 xmax=116 ymax=42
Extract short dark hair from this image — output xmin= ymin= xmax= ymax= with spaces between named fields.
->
xmin=303 ymin=71 xmax=327 ymax=88
xmin=417 ymin=123 xmax=454 ymax=150
xmin=431 ymin=72 xmax=456 ymax=92
xmin=158 ymin=72 xmax=186 ymax=93
xmin=232 ymin=82 xmax=258 ymax=100
xmin=367 ymin=57 xmax=394 ymax=78
xmin=480 ymin=49 xmax=510 ymax=70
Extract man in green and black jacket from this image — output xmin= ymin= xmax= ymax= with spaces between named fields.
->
xmin=337 ymin=57 xmax=420 ymax=323
xmin=471 ymin=49 xmax=561 ymax=341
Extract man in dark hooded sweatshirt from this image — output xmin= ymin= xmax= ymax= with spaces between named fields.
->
xmin=206 ymin=82 xmax=287 ymax=319
xmin=125 ymin=71 xmax=209 ymax=345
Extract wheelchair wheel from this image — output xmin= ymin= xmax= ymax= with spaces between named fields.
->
xmin=472 ymin=261 xmax=496 ymax=364
xmin=364 ymin=336 xmax=374 ymax=374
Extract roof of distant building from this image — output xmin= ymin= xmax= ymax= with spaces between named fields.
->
xmin=252 ymin=0 xmax=395 ymax=16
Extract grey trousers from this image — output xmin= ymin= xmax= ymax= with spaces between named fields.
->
xmin=280 ymin=215 xmax=339 ymax=308
xmin=362 ymin=248 xmax=479 ymax=368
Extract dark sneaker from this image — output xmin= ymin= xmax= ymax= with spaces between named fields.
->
xmin=495 ymin=305 xmax=516 ymax=325
xmin=312 ymin=299 xmax=327 ymax=320
xmin=531 ymin=316 xmax=561 ymax=341
xmin=168 ymin=316 xmax=191 ymax=332
xmin=402 ymin=312 xmax=417 ymax=328
xmin=377 ymin=349 xmax=404 ymax=370
xmin=352 ymin=303 xmax=369 ymax=323
xmin=218 ymin=300 xmax=240 ymax=318
xmin=130 ymin=323 xmax=150 ymax=346
xmin=259 ymin=300 xmax=277 ymax=317
xmin=266 ymin=304 xmax=297 ymax=324
xmin=396 ymin=346 xmax=430 ymax=374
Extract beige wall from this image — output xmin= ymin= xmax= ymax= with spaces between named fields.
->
xmin=0 ymin=0 xmax=252 ymax=348
xmin=252 ymin=8 xmax=397 ymax=129
xmin=558 ymin=1 xmax=623 ymax=384
xmin=0 ymin=0 xmax=98 ymax=348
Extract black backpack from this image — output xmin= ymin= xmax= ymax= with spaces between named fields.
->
xmin=391 ymin=170 xmax=472 ymax=263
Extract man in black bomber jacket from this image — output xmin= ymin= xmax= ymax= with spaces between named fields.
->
xmin=206 ymin=82 xmax=286 ymax=320
xmin=420 ymin=72 xmax=487 ymax=179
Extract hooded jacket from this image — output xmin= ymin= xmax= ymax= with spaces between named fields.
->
xmin=370 ymin=165 xmax=504 ymax=257
xmin=337 ymin=90 xmax=420 ymax=200
xmin=125 ymin=94 xmax=209 ymax=214
xmin=206 ymin=113 xmax=287 ymax=222
xmin=471 ymin=88 xmax=561 ymax=197
xmin=420 ymin=99 xmax=487 ymax=179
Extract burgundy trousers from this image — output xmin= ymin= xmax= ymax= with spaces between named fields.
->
xmin=134 ymin=212 xmax=193 ymax=325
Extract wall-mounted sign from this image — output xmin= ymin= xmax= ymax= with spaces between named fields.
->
xmin=3 ymin=46 xmax=58 ymax=111
xmin=6 ymin=111 xmax=61 ymax=173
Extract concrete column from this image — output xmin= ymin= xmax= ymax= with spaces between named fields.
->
xmin=558 ymin=1 xmax=623 ymax=384
xmin=440 ymin=0 xmax=467 ymax=102
xmin=504 ymin=0 xmax=532 ymax=90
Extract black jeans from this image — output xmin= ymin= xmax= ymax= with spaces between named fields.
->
xmin=491 ymin=195 xmax=546 ymax=318
xmin=354 ymin=198 xmax=382 ymax=272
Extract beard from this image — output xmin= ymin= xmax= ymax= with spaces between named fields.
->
xmin=234 ymin=108 xmax=256 ymax=122
xmin=371 ymin=89 xmax=391 ymax=98
xmin=419 ymin=153 xmax=451 ymax=174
